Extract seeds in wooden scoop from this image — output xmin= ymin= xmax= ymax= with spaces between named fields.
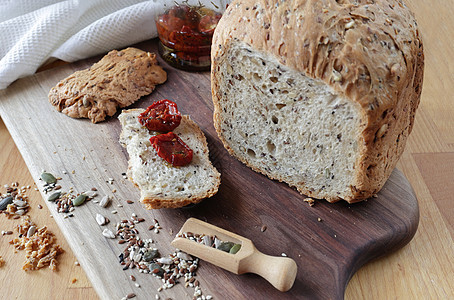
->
xmin=177 ymin=232 xmax=242 ymax=254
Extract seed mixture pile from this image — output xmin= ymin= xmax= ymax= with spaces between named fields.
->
xmin=114 ymin=216 xmax=212 ymax=300
xmin=0 ymin=181 xmax=64 ymax=271
xmin=0 ymin=182 xmax=31 ymax=218
xmin=40 ymin=171 xmax=213 ymax=300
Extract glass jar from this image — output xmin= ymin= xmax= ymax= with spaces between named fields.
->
xmin=155 ymin=2 xmax=223 ymax=71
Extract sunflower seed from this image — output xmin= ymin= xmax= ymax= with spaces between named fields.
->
xmin=176 ymin=252 xmax=192 ymax=261
xmin=102 ymin=228 xmax=116 ymax=239
xmin=156 ymin=257 xmax=173 ymax=265
xmin=96 ymin=213 xmax=108 ymax=226
xmin=27 ymin=225 xmax=36 ymax=238
xmin=99 ymin=195 xmax=111 ymax=208
xmin=13 ymin=199 xmax=28 ymax=207
xmin=83 ymin=191 xmax=98 ymax=198
xmin=15 ymin=209 xmax=26 ymax=215
xmin=0 ymin=196 xmax=13 ymax=210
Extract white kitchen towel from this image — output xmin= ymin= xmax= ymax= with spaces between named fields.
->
xmin=0 ymin=0 xmax=228 ymax=90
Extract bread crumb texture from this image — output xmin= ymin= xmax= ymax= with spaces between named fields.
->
xmin=119 ymin=109 xmax=221 ymax=209
xmin=49 ymin=47 xmax=167 ymax=123
xmin=211 ymin=0 xmax=423 ymax=202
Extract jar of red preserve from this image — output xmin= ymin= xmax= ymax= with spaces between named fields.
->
xmin=155 ymin=2 xmax=223 ymax=71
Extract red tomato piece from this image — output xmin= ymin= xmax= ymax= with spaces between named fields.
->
xmin=150 ymin=132 xmax=193 ymax=166
xmin=138 ymin=100 xmax=182 ymax=132
xmin=198 ymin=13 xmax=222 ymax=35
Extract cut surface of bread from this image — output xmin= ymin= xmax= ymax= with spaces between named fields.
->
xmin=211 ymin=0 xmax=424 ymax=202
xmin=49 ymin=47 xmax=167 ymax=123
xmin=119 ymin=109 xmax=221 ymax=209
xmin=214 ymin=41 xmax=361 ymax=201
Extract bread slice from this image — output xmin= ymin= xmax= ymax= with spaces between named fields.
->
xmin=119 ymin=109 xmax=221 ymax=209
xmin=211 ymin=0 xmax=424 ymax=203
xmin=49 ymin=47 xmax=167 ymax=123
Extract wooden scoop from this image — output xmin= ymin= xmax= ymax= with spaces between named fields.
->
xmin=171 ymin=218 xmax=298 ymax=292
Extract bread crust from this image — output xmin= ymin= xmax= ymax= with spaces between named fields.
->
xmin=49 ymin=48 xmax=167 ymax=123
xmin=119 ymin=109 xmax=221 ymax=209
xmin=211 ymin=0 xmax=424 ymax=202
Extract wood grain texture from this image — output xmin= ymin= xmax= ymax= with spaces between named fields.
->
xmin=0 ymin=40 xmax=419 ymax=300
xmin=1 ymin=0 xmax=454 ymax=298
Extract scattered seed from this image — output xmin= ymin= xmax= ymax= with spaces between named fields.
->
xmin=27 ymin=226 xmax=36 ymax=238
xmin=126 ymin=293 xmax=136 ymax=299
xmin=83 ymin=191 xmax=98 ymax=198
xmin=260 ymin=225 xmax=267 ymax=232
xmin=41 ymin=172 xmax=57 ymax=184
xmin=37 ymin=204 xmax=43 ymax=209
xmin=96 ymin=213 xmax=108 ymax=226
xmin=47 ymin=192 xmax=61 ymax=202
xmin=99 ymin=195 xmax=111 ymax=208
xmin=73 ymin=194 xmax=87 ymax=206
xmin=102 ymin=228 xmax=116 ymax=239
xmin=0 ymin=196 xmax=13 ymax=210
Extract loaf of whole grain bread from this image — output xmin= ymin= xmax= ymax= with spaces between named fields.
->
xmin=119 ymin=109 xmax=221 ymax=209
xmin=211 ymin=0 xmax=424 ymax=202
xmin=49 ymin=47 xmax=167 ymax=123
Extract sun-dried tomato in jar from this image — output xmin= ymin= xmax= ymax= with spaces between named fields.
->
xmin=155 ymin=4 xmax=222 ymax=71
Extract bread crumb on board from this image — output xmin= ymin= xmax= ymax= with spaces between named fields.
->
xmin=9 ymin=216 xmax=64 ymax=271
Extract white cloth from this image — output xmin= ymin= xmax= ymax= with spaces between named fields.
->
xmin=0 ymin=0 xmax=228 ymax=90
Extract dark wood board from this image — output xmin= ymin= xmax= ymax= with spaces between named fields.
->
xmin=0 ymin=39 xmax=419 ymax=300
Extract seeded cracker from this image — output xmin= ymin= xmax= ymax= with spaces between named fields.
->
xmin=49 ymin=47 xmax=167 ymax=123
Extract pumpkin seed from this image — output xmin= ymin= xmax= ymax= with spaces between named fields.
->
xmin=148 ymin=263 xmax=164 ymax=276
xmin=143 ymin=249 xmax=159 ymax=262
xmin=48 ymin=192 xmax=61 ymax=202
xmin=47 ymin=192 xmax=61 ymax=202
xmin=41 ymin=172 xmax=57 ymax=184
xmin=217 ymin=241 xmax=234 ymax=253
xmin=0 ymin=196 xmax=13 ymax=210
xmin=73 ymin=194 xmax=87 ymax=206
xmin=229 ymin=243 xmax=241 ymax=254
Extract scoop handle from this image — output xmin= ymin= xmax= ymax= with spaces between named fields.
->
xmin=240 ymin=249 xmax=298 ymax=292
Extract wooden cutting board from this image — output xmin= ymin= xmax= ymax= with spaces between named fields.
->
xmin=0 ymin=40 xmax=418 ymax=300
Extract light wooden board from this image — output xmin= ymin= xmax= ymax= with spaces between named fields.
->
xmin=0 ymin=41 xmax=419 ymax=300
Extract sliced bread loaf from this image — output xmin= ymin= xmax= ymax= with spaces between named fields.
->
xmin=211 ymin=0 xmax=424 ymax=202
xmin=119 ymin=109 xmax=221 ymax=209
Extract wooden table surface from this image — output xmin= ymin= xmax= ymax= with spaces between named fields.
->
xmin=1 ymin=0 xmax=453 ymax=299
